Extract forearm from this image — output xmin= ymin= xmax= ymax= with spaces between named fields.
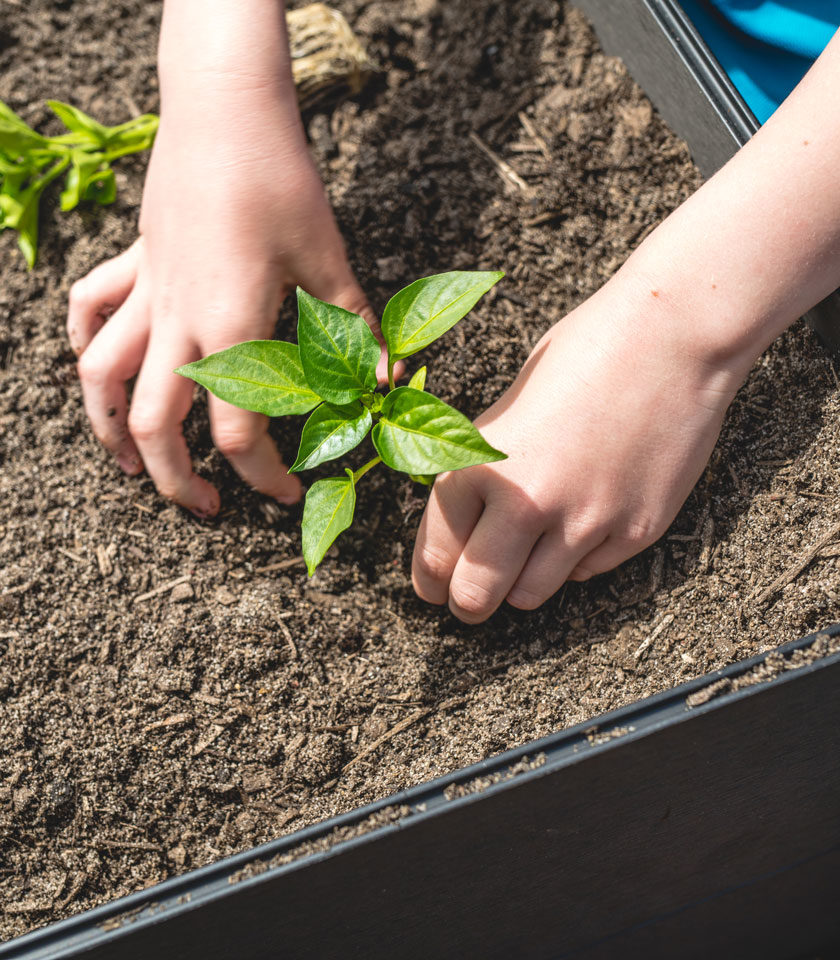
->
xmin=158 ymin=0 xmax=298 ymax=112
xmin=620 ymin=28 xmax=840 ymax=375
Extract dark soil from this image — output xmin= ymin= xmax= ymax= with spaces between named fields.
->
xmin=2 ymin=0 xmax=840 ymax=940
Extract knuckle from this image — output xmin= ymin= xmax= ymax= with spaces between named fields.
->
xmin=619 ymin=514 xmax=662 ymax=548
xmin=515 ymin=500 xmax=546 ymax=531
xmin=91 ymin=418 xmax=121 ymax=449
xmin=127 ymin=409 xmax=164 ymax=444
xmin=565 ymin=512 xmax=609 ymax=548
xmin=212 ymin=421 xmax=263 ymax=459
xmin=492 ymin=488 xmax=545 ymax=531
xmin=76 ymin=350 xmax=105 ymax=387
xmin=449 ymin=577 xmax=495 ymax=620
xmin=68 ymin=278 xmax=93 ymax=315
xmin=153 ymin=479 xmax=181 ymax=503
xmin=414 ymin=544 xmax=455 ymax=585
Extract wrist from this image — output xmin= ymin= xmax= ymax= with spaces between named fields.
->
xmin=158 ymin=0 xmax=296 ymax=106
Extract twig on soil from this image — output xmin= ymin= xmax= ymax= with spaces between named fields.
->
xmin=133 ymin=575 xmax=190 ymax=605
xmin=143 ymin=713 xmax=192 ymax=733
xmin=518 ymin=111 xmax=551 ymax=161
xmin=4 ymin=579 xmax=35 ymax=595
xmin=469 ymin=132 xmax=533 ymax=196
xmin=255 ymin=557 xmax=306 ymax=574
xmin=274 ymin=616 xmax=299 ymax=660
xmin=192 ymin=724 xmax=226 ymax=757
xmin=96 ymin=544 xmax=113 ymax=577
xmin=343 ymin=696 xmax=466 ymax=772
xmin=728 ymin=463 xmax=747 ymax=497
xmin=57 ymin=546 xmax=86 ymax=564
xmin=85 ymin=840 xmax=163 ymax=853
xmin=754 ymin=519 xmax=840 ymax=605
xmin=634 ymin=613 xmax=674 ymax=660
xmin=54 ymin=872 xmax=87 ymax=911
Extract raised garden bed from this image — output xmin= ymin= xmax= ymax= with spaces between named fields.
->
xmin=3 ymin=626 xmax=840 ymax=959
xmin=2 ymin=0 xmax=840 ymax=953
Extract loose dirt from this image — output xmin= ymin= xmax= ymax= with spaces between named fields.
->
xmin=2 ymin=0 xmax=840 ymax=939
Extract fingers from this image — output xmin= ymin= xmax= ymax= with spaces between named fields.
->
xmin=128 ymin=332 xmax=220 ymax=517
xmin=412 ymin=474 xmax=484 ymax=605
xmin=566 ymin=536 xmax=644 ymax=583
xmin=77 ymin=293 xmax=148 ymax=474
xmin=413 ymin=472 xmax=619 ymax=620
xmin=447 ymin=500 xmax=542 ymax=623
xmin=67 ymin=239 xmax=142 ymax=355
xmin=208 ymin=394 xmax=302 ymax=504
xmin=506 ymin=527 xmax=607 ymax=610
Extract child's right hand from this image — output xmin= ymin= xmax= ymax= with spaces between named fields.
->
xmin=67 ymin=86 xmax=377 ymax=518
xmin=411 ymin=268 xmax=749 ymax=623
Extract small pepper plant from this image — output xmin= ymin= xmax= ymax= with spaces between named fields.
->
xmin=176 ymin=271 xmax=507 ymax=574
xmin=0 ymin=98 xmax=157 ymax=266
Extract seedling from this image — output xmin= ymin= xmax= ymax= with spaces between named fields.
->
xmin=0 ymin=98 xmax=158 ymax=266
xmin=177 ymin=271 xmax=507 ymax=574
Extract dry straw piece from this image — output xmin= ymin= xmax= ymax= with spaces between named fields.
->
xmin=287 ymin=3 xmax=378 ymax=109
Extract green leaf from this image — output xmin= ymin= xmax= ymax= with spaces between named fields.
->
xmin=0 ymin=191 xmax=25 ymax=229
xmin=297 ymin=288 xmax=379 ymax=404
xmin=16 ymin=194 xmax=39 ymax=268
xmin=407 ymin=365 xmax=427 ymax=391
xmin=381 ymin=270 xmax=504 ymax=362
xmin=0 ymin=100 xmax=35 ymax=133
xmin=84 ymin=167 xmax=116 ymax=206
xmin=60 ymin=151 xmax=106 ymax=211
xmin=46 ymin=100 xmax=108 ymax=145
xmin=290 ymin=401 xmax=372 ymax=473
xmin=0 ymin=101 xmax=48 ymax=152
xmin=372 ymin=387 xmax=506 ymax=475
xmin=409 ymin=473 xmax=435 ymax=486
xmin=100 ymin=113 xmax=159 ymax=151
xmin=302 ymin=469 xmax=356 ymax=575
xmin=175 ymin=340 xmax=321 ymax=417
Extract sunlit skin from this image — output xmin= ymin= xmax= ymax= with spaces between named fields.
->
xmin=70 ymin=2 xmax=840 ymax=619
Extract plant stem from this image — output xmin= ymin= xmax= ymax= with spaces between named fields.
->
xmin=33 ymin=154 xmax=69 ymax=192
xmin=387 ymin=358 xmax=396 ymax=392
xmin=352 ymin=455 xmax=382 ymax=483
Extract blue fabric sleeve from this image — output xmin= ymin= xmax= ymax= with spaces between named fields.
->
xmin=680 ymin=0 xmax=839 ymax=123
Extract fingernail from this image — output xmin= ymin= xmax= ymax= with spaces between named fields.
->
xmin=276 ymin=494 xmax=300 ymax=506
xmin=190 ymin=502 xmax=217 ymax=520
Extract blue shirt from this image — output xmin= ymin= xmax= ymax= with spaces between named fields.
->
xmin=680 ymin=0 xmax=839 ymax=122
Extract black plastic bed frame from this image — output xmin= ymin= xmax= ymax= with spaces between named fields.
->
xmin=2 ymin=627 xmax=839 ymax=960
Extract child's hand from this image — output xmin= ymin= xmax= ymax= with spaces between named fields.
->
xmin=68 ymin=92 xmax=380 ymax=518
xmin=412 ymin=276 xmax=748 ymax=623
